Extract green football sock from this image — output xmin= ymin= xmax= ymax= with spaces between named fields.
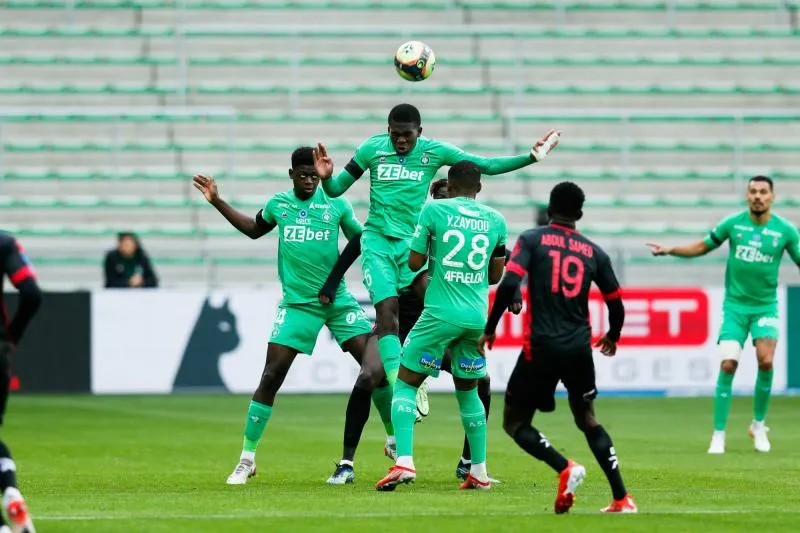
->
xmin=242 ymin=400 xmax=273 ymax=454
xmin=371 ymin=384 xmax=395 ymax=436
xmin=391 ymin=380 xmax=418 ymax=458
xmin=753 ymin=368 xmax=774 ymax=422
xmin=378 ymin=335 xmax=402 ymax=387
xmin=713 ymin=370 xmax=735 ymax=432
xmin=456 ymin=388 xmax=487 ymax=465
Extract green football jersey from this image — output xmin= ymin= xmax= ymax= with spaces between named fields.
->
xmin=410 ymin=196 xmax=508 ymax=328
xmin=703 ymin=211 xmax=800 ymax=311
xmin=263 ymin=187 xmax=362 ymax=305
xmin=348 ymin=134 xmax=529 ymax=239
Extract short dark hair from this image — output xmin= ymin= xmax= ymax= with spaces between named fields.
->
xmin=750 ymin=175 xmax=774 ymax=191
xmin=447 ymin=161 xmax=481 ymax=193
xmin=548 ymin=181 xmax=585 ymax=221
xmin=291 ymin=146 xmax=315 ymax=168
xmin=388 ymin=103 xmax=421 ymax=127
xmin=117 ymin=231 xmax=137 ymax=242
xmin=430 ymin=178 xmax=448 ymax=198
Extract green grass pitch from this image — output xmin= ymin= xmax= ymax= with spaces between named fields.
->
xmin=5 ymin=394 xmax=800 ymax=532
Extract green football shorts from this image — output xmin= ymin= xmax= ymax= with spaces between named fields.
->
xmin=718 ymin=305 xmax=780 ymax=347
xmin=269 ymin=292 xmax=372 ymax=355
xmin=401 ymin=310 xmax=487 ymax=379
xmin=361 ymin=230 xmax=424 ymax=305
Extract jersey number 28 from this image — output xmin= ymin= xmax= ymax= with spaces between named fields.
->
xmin=442 ymin=229 xmax=489 ymax=270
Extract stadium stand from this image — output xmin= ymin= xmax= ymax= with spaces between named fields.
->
xmin=0 ymin=0 xmax=798 ymax=288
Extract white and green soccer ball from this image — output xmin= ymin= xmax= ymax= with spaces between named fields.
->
xmin=394 ymin=40 xmax=436 ymax=82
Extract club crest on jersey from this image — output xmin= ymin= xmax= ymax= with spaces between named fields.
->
xmin=322 ymin=211 xmax=331 ymax=222
xmin=420 ymin=155 xmax=429 ymax=165
xmin=380 ymin=157 xmax=387 ymax=163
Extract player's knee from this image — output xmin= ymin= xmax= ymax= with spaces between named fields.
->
xmin=757 ymin=356 xmax=773 ymax=372
xmin=720 ymin=359 xmax=738 ymax=375
xmin=478 ymin=374 xmax=491 ymax=395
xmin=718 ymin=341 xmax=741 ymax=375
xmin=375 ymin=301 xmax=399 ymax=336
xmin=503 ymin=417 xmax=521 ymax=438
xmin=574 ymin=411 xmax=598 ymax=433
xmin=356 ymin=366 xmax=382 ymax=390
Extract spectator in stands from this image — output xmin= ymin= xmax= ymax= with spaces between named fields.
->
xmin=103 ymin=232 xmax=158 ymax=289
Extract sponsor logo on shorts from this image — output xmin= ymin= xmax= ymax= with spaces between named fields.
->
xmin=345 ymin=309 xmax=369 ymax=325
xmin=457 ymin=357 xmax=486 ymax=373
xmin=419 ymin=352 xmax=440 ymax=370
xmin=757 ymin=316 xmax=780 ymax=329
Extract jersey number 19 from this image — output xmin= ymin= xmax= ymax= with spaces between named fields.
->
xmin=549 ymin=250 xmax=585 ymax=298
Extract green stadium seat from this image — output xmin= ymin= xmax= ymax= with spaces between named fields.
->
xmin=2 ymin=195 xmax=796 ymax=211
xmin=2 ymin=54 xmax=800 ymax=68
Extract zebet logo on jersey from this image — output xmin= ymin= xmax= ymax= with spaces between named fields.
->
xmin=376 ymin=164 xmax=423 ymax=182
xmin=283 ymin=226 xmax=332 ymax=242
xmin=735 ymin=245 xmax=775 ymax=264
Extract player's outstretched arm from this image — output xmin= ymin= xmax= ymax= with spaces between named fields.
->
xmin=193 ymin=174 xmax=274 ymax=239
xmin=647 ymin=240 xmax=711 ymax=258
xmin=448 ymin=129 xmax=561 ymax=176
xmin=313 ymin=143 xmax=358 ymax=198
xmin=319 ymin=232 xmax=363 ymax=305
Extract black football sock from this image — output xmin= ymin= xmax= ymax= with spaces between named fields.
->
xmin=585 ymin=425 xmax=627 ymax=500
xmin=0 ymin=441 xmax=17 ymax=491
xmin=462 ymin=379 xmax=492 ymax=461
xmin=342 ymin=385 xmax=372 ymax=463
xmin=512 ymin=426 xmax=569 ymax=473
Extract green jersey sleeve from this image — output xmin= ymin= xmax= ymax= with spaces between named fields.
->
xmin=337 ymin=197 xmax=363 ymax=240
xmin=410 ymin=202 xmax=434 ymax=255
xmin=785 ymin=222 xmax=800 ymax=266
xmin=261 ymin=197 xmax=278 ymax=224
xmin=704 ymin=214 xmax=736 ymax=250
xmin=433 ymin=140 xmax=534 ymax=176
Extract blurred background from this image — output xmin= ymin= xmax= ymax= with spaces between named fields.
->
xmin=2 ymin=0 xmax=798 ymax=290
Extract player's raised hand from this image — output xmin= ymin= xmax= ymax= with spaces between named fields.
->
xmin=530 ymin=128 xmax=561 ymax=162
xmin=193 ymin=174 xmax=219 ymax=204
xmin=312 ymin=143 xmax=334 ymax=180
xmin=477 ymin=333 xmax=495 ymax=356
xmin=646 ymin=242 xmax=670 ymax=256
xmin=594 ymin=335 xmax=617 ymax=357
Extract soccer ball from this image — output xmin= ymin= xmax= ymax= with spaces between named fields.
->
xmin=394 ymin=41 xmax=436 ymax=82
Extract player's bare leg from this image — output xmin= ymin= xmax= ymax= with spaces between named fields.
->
xmin=710 ymin=343 xmax=739 ymax=454
xmin=329 ymin=334 xmax=393 ymax=484
xmin=227 ymin=343 xmax=297 ymax=485
xmin=376 ymin=365 xmax=425 ymax=491
xmin=569 ymin=398 xmax=637 ymax=513
xmin=503 ymin=402 xmax=584 ymax=513
xmin=750 ymin=338 xmax=776 ymax=452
